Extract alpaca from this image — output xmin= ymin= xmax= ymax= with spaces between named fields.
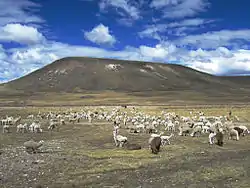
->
xmin=24 ymin=140 xmax=44 ymax=154
xmin=229 ymin=129 xmax=239 ymax=141
xmin=123 ymin=142 xmax=142 ymax=150
xmin=115 ymin=135 xmax=128 ymax=147
xmin=215 ymin=130 xmax=224 ymax=147
xmin=160 ymin=133 xmax=174 ymax=145
xmin=150 ymin=137 xmax=161 ymax=154
xmin=234 ymin=127 xmax=244 ymax=136
xmin=208 ymin=130 xmax=217 ymax=145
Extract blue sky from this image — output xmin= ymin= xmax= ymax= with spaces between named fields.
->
xmin=0 ymin=0 xmax=250 ymax=83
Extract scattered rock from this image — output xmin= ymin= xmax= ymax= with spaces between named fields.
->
xmin=32 ymin=160 xmax=45 ymax=164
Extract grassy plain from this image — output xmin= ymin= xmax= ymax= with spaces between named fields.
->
xmin=1 ymin=106 xmax=250 ymax=188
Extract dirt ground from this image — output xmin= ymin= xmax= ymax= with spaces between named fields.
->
xmin=1 ymin=106 xmax=250 ymax=188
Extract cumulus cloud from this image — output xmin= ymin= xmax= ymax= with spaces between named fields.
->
xmin=150 ymin=0 xmax=210 ymax=19
xmin=84 ymin=24 xmax=116 ymax=45
xmin=139 ymin=43 xmax=176 ymax=60
xmin=2 ymin=38 xmax=250 ymax=83
xmin=0 ymin=45 xmax=7 ymax=60
xmin=99 ymin=0 xmax=140 ymax=20
xmin=0 ymin=23 xmax=46 ymax=45
xmin=0 ymin=0 xmax=44 ymax=26
xmin=0 ymin=0 xmax=250 ymax=83
xmin=0 ymin=46 xmax=19 ymax=82
xmin=185 ymin=48 xmax=250 ymax=75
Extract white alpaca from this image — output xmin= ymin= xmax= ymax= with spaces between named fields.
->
xmin=161 ymin=133 xmax=174 ymax=145
xmin=115 ymin=135 xmax=128 ymax=147
xmin=113 ymin=125 xmax=119 ymax=146
xmin=2 ymin=124 xmax=10 ymax=133
xmin=229 ymin=129 xmax=239 ymax=141
xmin=17 ymin=123 xmax=28 ymax=133
xmin=34 ymin=123 xmax=42 ymax=133
xmin=202 ymin=125 xmax=211 ymax=134
xmin=165 ymin=121 xmax=175 ymax=132
xmin=209 ymin=132 xmax=217 ymax=144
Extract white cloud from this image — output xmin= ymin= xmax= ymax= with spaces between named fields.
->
xmin=0 ymin=23 xmax=46 ymax=45
xmin=0 ymin=45 xmax=7 ymax=60
xmin=150 ymin=0 xmax=181 ymax=9
xmin=139 ymin=18 xmax=213 ymax=40
xmin=84 ymin=24 xmax=116 ymax=45
xmin=177 ymin=29 xmax=250 ymax=49
xmin=186 ymin=48 xmax=250 ymax=75
xmin=139 ymin=43 xmax=176 ymax=59
xmin=2 ymin=38 xmax=250 ymax=83
xmin=99 ymin=0 xmax=140 ymax=20
xmin=0 ymin=41 xmax=171 ymax=83
xmin=150 ymin=0 xmax=209 ymax=19
xmin=117 ymin=18 xmax=134 ymax=27
xmin=0 ymin=0 xmax=44 ymax=26
xmin=166 ymin=18 xmax=213 ymax=28
xmin=138 ymin=27 xmax=162 ymax=40
xmin=0 ymin=0 xmax=250 ymax=83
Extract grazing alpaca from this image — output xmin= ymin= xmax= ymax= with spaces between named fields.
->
xmin=234 ymin=127 xmax=244 ymax=136
xmin=24 ymin=140 xmax=44 ymax=154
xmin=178 ymin=126 xmax=192 ymax=136
xmin=150 ymin=137 xmax=161 ymax=154
xmin=161 ymin=133 xmax=174 ymax=145
xmin=123 ymin=142 xmax=142 ymax=150
xmin=115 ymin=135 xmax=128 ymax=147
xmin=238 ymin=125 xmax=250 ymax=136
xmin=229 ymin=129 xmax=239 ymax=141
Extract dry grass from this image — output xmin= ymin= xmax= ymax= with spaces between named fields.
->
xmin=1 ymin=106 xmax=250 ymax=188
xmin=1 ymin=89 xmax=250 ymax=106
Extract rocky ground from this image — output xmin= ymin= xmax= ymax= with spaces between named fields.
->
xmin=1 ymin=107 xmax=250 ymax=188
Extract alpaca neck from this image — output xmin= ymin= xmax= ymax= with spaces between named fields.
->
xmin=38 ymin=143 xmax=43 ymax=148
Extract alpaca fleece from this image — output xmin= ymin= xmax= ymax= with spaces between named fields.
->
xmin=124 ymin=143 xmax=142 ymax=150
xmin=234 ymin=127 xmax=244 ymax=136
xmin=216 ymin=132 xmax=224 ymax=147
xmin=150 ymin=137 xmax=161 ymax=154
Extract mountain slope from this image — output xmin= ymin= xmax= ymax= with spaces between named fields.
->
xmin=3 ymin=57 xmax=250 ymax=94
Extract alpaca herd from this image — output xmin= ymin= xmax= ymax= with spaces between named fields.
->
xmin=0 ymin=106 xmax=249 ymax=155
xmin=108 ymin=107 xmax=249 ymax=154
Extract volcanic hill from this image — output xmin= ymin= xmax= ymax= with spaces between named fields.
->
xmin=1 ymin=57 xmax=250 ymax=106
xmin=3 ymin=57 xmax=250 ymax=93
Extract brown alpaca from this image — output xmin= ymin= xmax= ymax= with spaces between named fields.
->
xmin=124 ymin=142 xmax=142 ymax=150
xmin=150 ymin=137 xmax=161 ymax=154
xmin=215 ymin=132 xmax=224 ymax=147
